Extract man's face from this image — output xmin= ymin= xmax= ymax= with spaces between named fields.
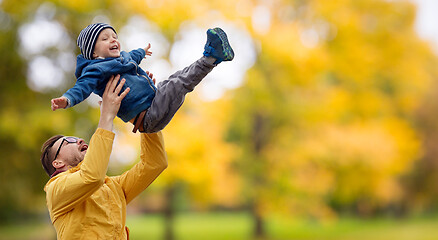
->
xmin=93 ymin=28 xmax=121 ymax=59
xmin=52 ymin=137 xmax=88 ymax=168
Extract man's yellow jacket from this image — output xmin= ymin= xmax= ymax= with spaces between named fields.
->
xmin=44 ymin=128 xmax=167 ymax=239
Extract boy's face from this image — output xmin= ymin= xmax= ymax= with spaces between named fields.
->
xmin=93 ymin=28 xmax=121 ymax=59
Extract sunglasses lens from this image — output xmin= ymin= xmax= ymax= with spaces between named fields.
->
xmin=64 ymin=137 xmax=78 ymax=143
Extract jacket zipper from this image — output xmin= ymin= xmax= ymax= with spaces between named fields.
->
xmin=128 ymin=61 xmax=156 ymax=93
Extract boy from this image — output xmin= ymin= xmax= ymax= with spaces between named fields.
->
xmin=51 ymin=23 xmax=234 ymax=133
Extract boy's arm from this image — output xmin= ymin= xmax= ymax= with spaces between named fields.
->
xmin=129 ymin=43 xmax=152 ymax=64
xmin=52 ymin=67 xmax=103 ymax=110
xmin=111 ymin=131 xmax=168 ymax=204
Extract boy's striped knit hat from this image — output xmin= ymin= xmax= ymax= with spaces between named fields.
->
xmin=77 ymin=23 xmax=116 ymax=60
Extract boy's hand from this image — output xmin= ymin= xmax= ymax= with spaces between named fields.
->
xmin=144 ymin=43 xmax=152 ymax=58
xmin=51 ymin=97 xmax=68 ymax=111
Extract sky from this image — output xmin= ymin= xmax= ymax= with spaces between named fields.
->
xmin=412 ymin=0 xmax=438 ymax=52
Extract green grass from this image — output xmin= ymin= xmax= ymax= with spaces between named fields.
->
xmin=1 ymin=212 xmax=438 ymax=240
xmin=127 ymin=212 xmax=253 ymax=240
xmin=265 ymin=215 xmax=438 ymax=240
xmin=127 ymin=212 xmax=438 ymax=240
xmin=0 ymin=219 xmax=55 ymax=240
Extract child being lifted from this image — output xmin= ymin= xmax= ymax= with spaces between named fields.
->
xmin=51 ymin=23 xmax=234 ymax=133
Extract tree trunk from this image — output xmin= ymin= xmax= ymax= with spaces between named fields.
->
xmin=164 ymin=184 xmax=176 ymax=240
xmin=251 ymin=203 xmax=265 ymax=239
xmin=251 ymin=113 xmax=268 ymax=239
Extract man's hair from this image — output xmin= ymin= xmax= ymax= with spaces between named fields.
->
xmin=40 ymin=135 xmax=64 ymax=177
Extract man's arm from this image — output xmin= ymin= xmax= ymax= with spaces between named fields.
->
xmin=46 ymin=128 xmax=115 ymax=221
xmin=45 ymin=75 xmax=130 ymax=220
xmin=98 ymin=75 xmax=130 ymax=131
xmin=112 ymin=131 xmax=168 ymax=204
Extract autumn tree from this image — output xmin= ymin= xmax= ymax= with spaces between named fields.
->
xmin=0 ymin=0 xmax=132 ymax=222
xmin=226 ymin=0 xmax=438 ymax=238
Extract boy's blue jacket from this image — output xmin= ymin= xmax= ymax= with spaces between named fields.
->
xmin=63 ymin=48 xmax=156 ymax=122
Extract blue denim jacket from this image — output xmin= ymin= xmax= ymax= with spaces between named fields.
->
xmin=63 ymin=49 xmax=156 ymax=122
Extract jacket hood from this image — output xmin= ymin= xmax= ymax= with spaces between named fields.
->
xmin=75 ymin=54 xmax=124 ymax=78
xmin=75 ymin=54 xmax=95 ymax=78
xmin=75 ymin=55 xmax=112 ymax=78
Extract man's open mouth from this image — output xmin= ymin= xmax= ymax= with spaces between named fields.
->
xmin=80 ymin=145 xmax=88 ymax=152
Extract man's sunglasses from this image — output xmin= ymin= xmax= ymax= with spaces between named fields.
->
xmin=53 ymin=137 xmax=79 ymax=162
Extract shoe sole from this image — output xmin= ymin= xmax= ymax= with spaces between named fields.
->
xmin=212 ymin=28 xmax=234 ymax=61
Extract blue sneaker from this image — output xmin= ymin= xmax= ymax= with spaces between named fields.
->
xmin=203 ymin=27 xmax=234 ymax=64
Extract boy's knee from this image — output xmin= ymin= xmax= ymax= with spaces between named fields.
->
xmin=140 ymin=123 xmax=164 ymax=133
xmin=141 ymin=115 xmax=168 ymax=133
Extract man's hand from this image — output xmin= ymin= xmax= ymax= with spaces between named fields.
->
xmin=144 ymin=43 xmax=152 ymax=58
xmin=51 ymin=97 xmax=68 ymax=111
xmin=98 ymin=75 xmax=130 ymax=131
xmin=145 ymin=71 xmax=156 ymax=84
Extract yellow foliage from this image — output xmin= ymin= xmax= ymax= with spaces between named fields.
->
xmin=160 ymin=94 xmax=240 ymax=206
xmin=287 ymin=118 xmax=420 ymax=205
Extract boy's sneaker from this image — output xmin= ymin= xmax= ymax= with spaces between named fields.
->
xmin=203 ymin=27 xmax=234 ymax=64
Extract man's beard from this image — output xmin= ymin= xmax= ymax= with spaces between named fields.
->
xmin=70 ymin=155 xmax=84 ymax=167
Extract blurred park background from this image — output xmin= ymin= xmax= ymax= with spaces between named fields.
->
xmin=2 ymin=0 xmax=438 ymax=239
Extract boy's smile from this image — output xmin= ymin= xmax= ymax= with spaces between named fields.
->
xmin=93 ymin=28 xmax=121 ymax=59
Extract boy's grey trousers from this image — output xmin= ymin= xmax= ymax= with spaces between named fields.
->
xmin=140 ymin=56 xmax=215 ymax=133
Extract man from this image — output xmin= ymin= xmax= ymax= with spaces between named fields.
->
xmin=40 ymin=74 xmax=168 ymax=239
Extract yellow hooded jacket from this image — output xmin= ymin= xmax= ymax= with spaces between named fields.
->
xmin=44 ymin=128 xmax=168 ymax=239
